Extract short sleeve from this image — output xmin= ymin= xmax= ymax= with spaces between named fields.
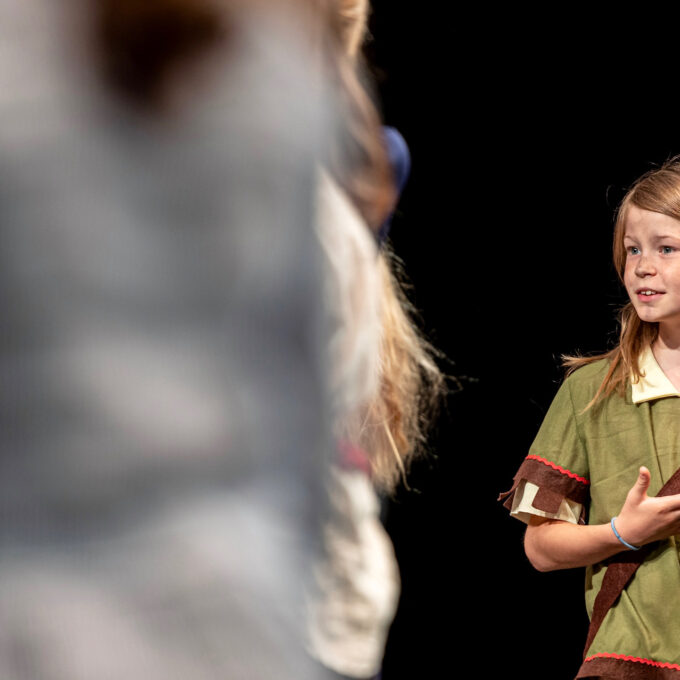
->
xmin=499 ymin=377 xmax=591 ymax=525
xmin=509 ymin=480 xmax=584 ymax=524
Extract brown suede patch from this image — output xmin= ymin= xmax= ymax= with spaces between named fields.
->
xmin=533 ymin=485 xmax=565 ymax=514
xmin=498 ymin=457 xmax=590 ymax=523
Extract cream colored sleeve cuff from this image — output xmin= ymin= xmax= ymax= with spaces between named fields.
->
xmin=510 ymin=480 xmax=583 ymax=525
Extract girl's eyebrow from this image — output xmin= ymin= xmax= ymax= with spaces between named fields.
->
xmin=623 ymin=233 xmax=680 ymax=241
xmin=652 ymin=233 xmax=680 ymax=241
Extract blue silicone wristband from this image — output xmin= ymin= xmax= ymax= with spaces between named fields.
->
xmin=610 ymin=516 xmax=640 ymax=551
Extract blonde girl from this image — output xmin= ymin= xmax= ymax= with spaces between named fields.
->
xmin=501 ymin=157 xmax=680 ymax=679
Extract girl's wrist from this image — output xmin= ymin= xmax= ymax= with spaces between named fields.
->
xmin=609 ymin=516 xmax=641 ymax=551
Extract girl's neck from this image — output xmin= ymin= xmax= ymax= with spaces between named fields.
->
xmin=654 ymin=321 xmax=680 ymax=351
xmin=652 ymin=324 xmax=680 ymax=381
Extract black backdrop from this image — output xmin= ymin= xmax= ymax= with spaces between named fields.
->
xmin=364 ymin=7 xmax=680 ymax=679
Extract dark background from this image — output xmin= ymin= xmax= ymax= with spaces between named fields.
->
xmin=364 ymin=8 xmax=680 ymax=679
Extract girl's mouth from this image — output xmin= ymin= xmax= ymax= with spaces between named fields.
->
xmin=636 ymin=289 xmax=664 ymax=300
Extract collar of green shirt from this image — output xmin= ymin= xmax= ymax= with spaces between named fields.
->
xmin=631 ymin=345 xmax=680 ymax=403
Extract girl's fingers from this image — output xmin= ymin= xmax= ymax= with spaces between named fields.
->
xmin=662 ymin=494 xmax=680 ymax=511
xmin=627 ymin=466 xmax=651 ymax=503
xmin=637 ymin=466 xmax=651 ymax=488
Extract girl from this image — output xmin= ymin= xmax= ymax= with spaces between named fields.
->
xmin=307 ymin=2 xmax=445 ymax=679
xmin=500 ymin=157 xmax=680 ymax=679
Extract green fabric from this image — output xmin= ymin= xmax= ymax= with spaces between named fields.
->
xmin=530 ymin=359 xmax=680 ymax=664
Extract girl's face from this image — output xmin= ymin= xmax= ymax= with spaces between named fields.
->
xmin=624 ymin=205 xmax=680 ymax=330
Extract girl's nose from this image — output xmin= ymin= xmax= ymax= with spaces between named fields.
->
xmin=635 ymin=254 xmax=656 ymax=277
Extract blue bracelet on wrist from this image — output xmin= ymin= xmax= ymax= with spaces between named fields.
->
xmin=610 ymin=516 xmax=640 ymax=551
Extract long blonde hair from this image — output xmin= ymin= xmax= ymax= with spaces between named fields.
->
xmin=366 ymin=250 xmax=445 ymax=492
xmin=564 ymin=156 xmax=680 ymax=405
xmin=336 ymin=0 xmax=369 ymax=59
xmin=325 ymin=0 xmax=395 ymax=232
xmin=327 ymin=0 xmax=446 ymax=493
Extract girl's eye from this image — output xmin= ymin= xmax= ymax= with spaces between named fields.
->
xmin=662 ymin=246 xmax=676 ymax=255
xmin=627 ymin=246 xmax=640 ymax=255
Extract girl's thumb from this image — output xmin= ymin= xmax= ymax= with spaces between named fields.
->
xmin=634 ymin=466 xmax=651 ymax=497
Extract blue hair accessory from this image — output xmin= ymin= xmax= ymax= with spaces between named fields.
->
xmin=377 ymin=126 xmax=411 ymax=247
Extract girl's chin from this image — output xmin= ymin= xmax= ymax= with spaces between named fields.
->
xmin=636 ymin=313 xmax=680 ymax=328
xmin=631 ymin=304 xmax=655 ymax=319
xmin=633 ymin=309 xmax=664 ymax=325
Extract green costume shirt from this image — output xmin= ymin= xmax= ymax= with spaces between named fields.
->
xmin=501 ymin=353 xmax=680 ymax=679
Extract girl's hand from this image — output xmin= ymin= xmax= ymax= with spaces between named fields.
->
xmin=613 ymin=467 xmax=680 ymax=547
xmin=524 ymin=466 xmax=680 ymax=571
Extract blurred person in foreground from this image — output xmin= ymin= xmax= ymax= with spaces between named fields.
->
xmin=306 ymin=2 xmax=447 ymax=678
xmin=0 ymin=0 xmax=338 ymax=678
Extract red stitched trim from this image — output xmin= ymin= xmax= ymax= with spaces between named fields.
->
xmin=585 ymin=653 xmax=680 ymax=671
xmin=526 ymin=455 xmax=590 ymax=485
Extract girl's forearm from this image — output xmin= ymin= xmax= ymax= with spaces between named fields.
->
xmin=524 ymin=517 xmax=629 ymax=572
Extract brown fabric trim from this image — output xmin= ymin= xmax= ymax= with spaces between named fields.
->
xmin=583 ymin=464 xmax=680 ymax=657
xmin=576 ymin=656 xmax=680 ymax=679
xmin=533 ymin=485 xmax=566 ymax=514
xmin=498 ymin=458 xmax=590 ymax=523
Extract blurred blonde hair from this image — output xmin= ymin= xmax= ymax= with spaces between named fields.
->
xmin=325 ymin=4 xmax=395 ymax=231
xmin=326 ymin=0 xmax=446 ymax=493
xmin=563 ymin=156 xmax=680 ymax=408
xmin=337 ymin=0 xmax=369 ymax=59
xmin=359 ymin=251 xmax=445 ymax=493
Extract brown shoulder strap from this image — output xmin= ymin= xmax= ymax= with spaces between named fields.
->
xmin=583 ymin=466 xmax=680 ymax=657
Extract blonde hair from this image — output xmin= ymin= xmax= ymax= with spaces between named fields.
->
xmin=325 ymin=5 xmax=395 ymax=232
xmin=364 ymin=250 xmax=445 ymax=492
xmin=564 ymin=156 xmax=680 ymax=406
xmin=337 ymin=0 xmax=369 ymax=59
xmin=324 ymin=0 xmax=447 ymax=492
